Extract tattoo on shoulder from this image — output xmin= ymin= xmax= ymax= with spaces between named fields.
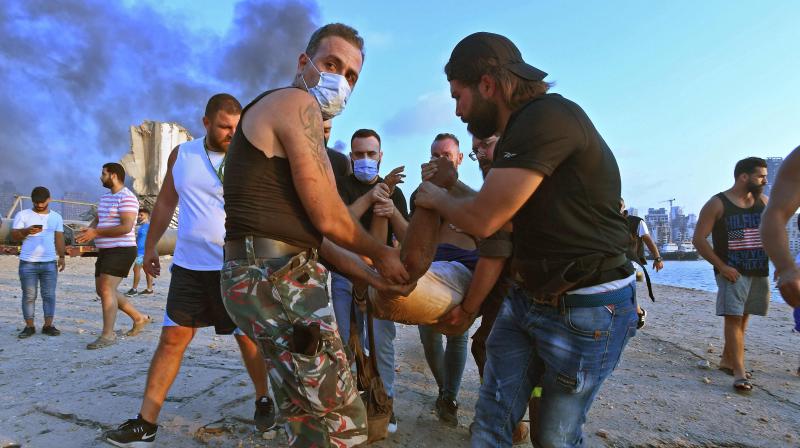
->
xmin=299 ymin=103 xmax=330 ymax=179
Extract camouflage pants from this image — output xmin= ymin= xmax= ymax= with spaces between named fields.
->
xmin=220 ymin=244 xmax=367 ymax=447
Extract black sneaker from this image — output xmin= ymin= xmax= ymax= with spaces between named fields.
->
xmin=18 ymin=326 xmax=35 ymax=339
xmin=124 ymin=288 xmax=138 ymax=297
xmin=41 ymin=325 xmax=61 ymax=336
xmin=435 ymin=395 xmax=458 ymax=427
xmin=104 ymin=414 xmax=158 ymax=447
xmin=254 ymin=396 xmax=276 ymax=432
xmin=388 ymin=412 xmax=398 ymax=433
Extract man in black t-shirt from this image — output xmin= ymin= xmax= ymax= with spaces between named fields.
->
xmin=323 ymin=119 xmax=352 ymax=180
xmin=414 ymin=32 xmax=637 ymax=447
xmin=331 ymin=128 xmax=408 ymax=433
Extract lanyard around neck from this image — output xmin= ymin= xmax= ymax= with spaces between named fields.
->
xmin=203 ymin=138 xmax=226 ymax=183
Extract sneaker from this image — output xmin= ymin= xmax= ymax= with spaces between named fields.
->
xmin=104 ymin=414 xmax=158 ymax=447
xmin=17 ymin=326 xmax=35 ymax=339
xmin=388 ymin=412 xmax=398 ymax=433
xmin=435 ymin=395 xmax=458 ymax=427
xmin=41 ymin=325 xmax=61 ymax=336
xmin=138 ymin=289 xmax=154 ymax=295
xmin=124 ymin=288 xmax=138 ymax=297
xmin=637 ymin=308 xmax=647 ymax=330
xmin=254 ymin=396 xmax=276 ymax=432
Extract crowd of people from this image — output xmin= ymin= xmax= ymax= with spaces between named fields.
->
xmin=9 ymin=23 xmax=799 ymax=448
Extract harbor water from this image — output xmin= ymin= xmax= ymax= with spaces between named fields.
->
xmin=644 ymin=260 xmax=781 ymax=302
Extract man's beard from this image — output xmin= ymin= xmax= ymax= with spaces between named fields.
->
xmin=479 ymin=160 xmax=492 ymax=179
xmin=102 ymin=180 xmax=113 ymax=189
xmin=746 ymin=182 xmax=764 ymax=195
xmin=207 ymin=134 xmax=230 ymax=152
xmin=466 ymin=93 xmax=498 ymax=140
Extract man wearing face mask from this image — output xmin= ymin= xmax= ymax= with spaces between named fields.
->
xmin=331 ymin=128 xmax=409 ymax=433
xmin=219 ymin=24 xmax=409 ymax=447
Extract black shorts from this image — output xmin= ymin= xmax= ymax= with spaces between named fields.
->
xmin=95 ymin=246 xmax=138 ymax=278
xmin=165 ymin=264 xmax=236 ymax=335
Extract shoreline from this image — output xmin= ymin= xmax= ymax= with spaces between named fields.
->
xmin=0 ymin=256 xmax=798 ymax=447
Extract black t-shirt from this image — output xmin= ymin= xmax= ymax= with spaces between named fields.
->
xmin=327 ymin=148 xmax=351 ymax=181
xmin=337 ymin=174 xmax=409 ymax=246
xmin=492 ymin=93 xmax=630 ymax=267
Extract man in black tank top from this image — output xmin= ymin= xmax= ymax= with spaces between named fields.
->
xmin=694 ymin=157 xmax=770 ymax=393
xmin=218 ymin=24 xmax=410 ymax=448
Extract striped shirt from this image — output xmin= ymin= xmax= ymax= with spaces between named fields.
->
xmin=95 ymin=187 xmax=139 ymax=248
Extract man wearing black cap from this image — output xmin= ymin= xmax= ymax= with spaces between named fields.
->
xmin=415 ymin=32 xmax=637 ymax=447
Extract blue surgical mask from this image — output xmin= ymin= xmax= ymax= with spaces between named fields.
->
xmin=301 ymin=55 xmax=352 ymax=120
xmin=353 ymin=158 xmax=379 ymax=183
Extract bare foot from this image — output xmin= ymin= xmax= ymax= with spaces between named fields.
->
xmin=126 ymin=315 xmax=152 ymax=337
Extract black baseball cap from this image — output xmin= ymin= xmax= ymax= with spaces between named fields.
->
xmin=448 ymin=32 xmax=547 ymax=81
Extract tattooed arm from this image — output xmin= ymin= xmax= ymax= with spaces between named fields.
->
xmin=273 ymin=92 xmax=409 ymax=283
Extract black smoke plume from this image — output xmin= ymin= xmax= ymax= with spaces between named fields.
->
xmin=0 ymin=0 xmax=318 ymax=203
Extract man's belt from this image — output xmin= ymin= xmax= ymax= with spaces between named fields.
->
xmin=513 ymin=253 xmax=629 ymax=308
xmin=224 ymin=237 xmax=305 ymax=262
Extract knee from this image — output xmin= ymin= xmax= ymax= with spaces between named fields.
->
xmin=158 ymin=328 xmax=192 ymax=351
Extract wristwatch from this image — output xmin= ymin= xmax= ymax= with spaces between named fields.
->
xmin=654 ymin=256 xmax=663 ymax=262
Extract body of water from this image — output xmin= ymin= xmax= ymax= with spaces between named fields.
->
xmin=645 ymin=260 xmax=781 ymax=301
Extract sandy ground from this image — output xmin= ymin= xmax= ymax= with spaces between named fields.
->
xmin=0 ymin=256 xmax=798 ymax=448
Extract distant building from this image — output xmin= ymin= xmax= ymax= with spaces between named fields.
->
xmin=645 ymin=208 xmax=670 ymax=246
xmin=788 ymin=214 xmax=800 ymax=257
xmin=627 ymin=207 xmax=639 ymax=218
xmin=62 ymin=191 xmax=93 ymax=221
xmin=765 ymin=157 xmax=782 ymax=196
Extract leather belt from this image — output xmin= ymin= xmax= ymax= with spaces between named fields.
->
xmin=224 ymin=237 xmax=305 ymax=262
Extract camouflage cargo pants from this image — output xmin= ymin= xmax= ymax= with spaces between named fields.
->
xmin=220 ymin=243 xmax=367 ymax=447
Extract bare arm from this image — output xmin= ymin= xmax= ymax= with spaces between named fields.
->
xmin=55 ymin=231 xmax=66 ymax=271
xmin=94 ymin=213 xmax=136 ymax=238
xmin=414 ymin=167 xmax=543 ymax=239
xmin=642 ymin=234 xmax=663 ymax=271
xmin=9 ymin=228 xmax=29 ymax=241
xmin=761 ymin=146 xmax=800 ymax=307
xmin=276 ymin=94 xmax=407 ymax=282
xmin=141 ymin=147 xmax=180 ymax=277
xmin=388 ymin=209 xmax=409 ymax=243
xmin=692 ymin=196 xmax=739 ymax=282
xmin=461 ymin=256 xmax=506 ymax=314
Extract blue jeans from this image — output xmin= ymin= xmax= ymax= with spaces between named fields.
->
xmin=471 ymin=282 xmax=637 ymax=448
xmin=418 ymin=325 xmax=468 ymax=402
xmin=331 ymin=271 xmax=397 ymax=397
xmin=19 ymin=260 xmax=58 ymax=321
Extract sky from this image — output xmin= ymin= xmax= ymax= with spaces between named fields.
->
xmin=1 ymin=0 xmax=798 ymax=215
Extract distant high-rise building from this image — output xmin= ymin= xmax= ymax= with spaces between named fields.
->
xmin=645 ymin=208 xmax=670 ymax=246
xmin=627 ymin=207 xmax=639 ymax=218
xmin=765 ymin=157 xmax=782 ymax=196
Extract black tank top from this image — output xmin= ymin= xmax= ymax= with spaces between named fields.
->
xmin=224 ymin=88 xmax=323 ymax=248
xmin=710 ymin=192 xmax=768 ymax=276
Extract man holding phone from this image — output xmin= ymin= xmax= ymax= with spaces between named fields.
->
xmin=11 ymin=186 xmax=66 ymax=338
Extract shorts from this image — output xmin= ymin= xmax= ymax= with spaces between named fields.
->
xmin=95 ymin=246 xmax=138 ymax=278
xmin=165 ymin=263 xmax=237 ymax=335
xmin=368 ymin=260 xmax=473 ymax=326
xmin=715 ymin=274 xmax=770 ymax=316
xmin=135 ymin=255 xmax=144 ymax=265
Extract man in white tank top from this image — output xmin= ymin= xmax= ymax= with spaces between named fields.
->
xmin=104 ymin=95 xmax=274 ymax=447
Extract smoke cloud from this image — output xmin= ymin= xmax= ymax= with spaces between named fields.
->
xmin=0 ymin=0 xmax=318 ymax=202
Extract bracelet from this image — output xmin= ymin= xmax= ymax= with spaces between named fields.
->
xmin=654 ymin=257 xmax=663 ymax=262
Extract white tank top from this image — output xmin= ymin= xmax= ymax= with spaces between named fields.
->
xmin=171 ymin=137 xmax=226 ymax=270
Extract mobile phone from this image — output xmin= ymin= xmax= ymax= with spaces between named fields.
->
xmin=32 ymin=225 xmax=43 ymax=229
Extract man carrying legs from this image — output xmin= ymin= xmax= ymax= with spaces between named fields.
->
xmin=104 ymin=94 xmax=274 ymax=447
xmin=693 ymin=157 xmax=770 ymax=392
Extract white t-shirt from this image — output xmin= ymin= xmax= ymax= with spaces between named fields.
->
xmin=12 ymin=209 xmax=64 ymax=262
xmin=636 ymin=220 xmax=649 ymax=237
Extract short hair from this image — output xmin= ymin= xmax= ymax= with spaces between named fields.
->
xmin=205 ymin=93 xmax=242 ymax=119
xmin=433 ymin=133 xmax=459 ymax=148
xmin=306 ymin=23 xmax=365 ymax=60
xmin=734 ymin=157 xmax=767 ymax=177
xmin=103 ymin=162 xmax=126 ymax=183
xmin=351 ymin=128 xmax=381 ymax=147
xmin=138 ymin=207 xmax=150 ymax=215
xmin=445 ymin=57 xmax=551 ymax=111
xmin=31 ymin=186 xmax=50 ymax=203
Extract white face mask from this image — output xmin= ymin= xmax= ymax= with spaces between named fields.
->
xmin=301 ymin=55 xmax=352 ymax=120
